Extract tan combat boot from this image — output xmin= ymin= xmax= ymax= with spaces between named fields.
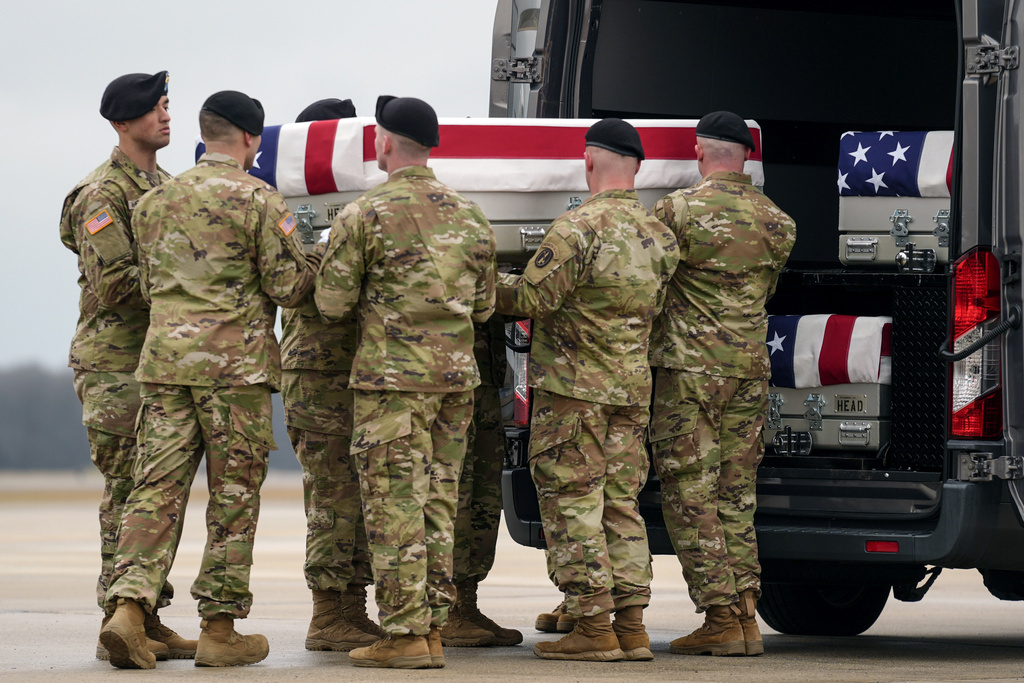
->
xmin=738 ymin=588 xmax=763 ymax=655
xmin=339 ymin=586 xmax=386 ymax=639
xmin=427 ymin=625 xmax=445 ymax=668
xmin=452 ymin=579 xmax=523 ymax=646
xmin=669 ymin=603 xmax=746 ymax=656
xmin=348 ymin=633 xmax=432 ymax=669
xmin=97 ymin=614 xmax=170 ymax=661
xmin=534 ymin=599 xmax=578 ymax=633
xmin=144 ymin=611 xmax=198 ymax=659
xmin=534 ymin=611 xmax=624 ymax=661
xmin=194 ymin=616 xmax=269 ymax=667
xmin=99 ymin=598 xmax=156 ymax=669
xmin=305 ymin=588 xmax=383 ymax=651
xmin=612 ymin=605 xmax=653 ymax=661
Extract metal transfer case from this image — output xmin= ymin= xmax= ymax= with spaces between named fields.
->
xmin=222 ymin=116 xmax=765 ymax=263
xmin=765 ymin=383 xmax=892 ymax=455
xmin=836 ymin=131 xmax=953 ymax=270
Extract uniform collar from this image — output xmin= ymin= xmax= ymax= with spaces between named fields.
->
xmin=198 ymin=151 xmax=245 ymax=171
xmin=388 ymin=165 xmax=435 ymax=181
xmin=110 ymin=146 xmax=165 ymax=190
xmin=584 ymin=188 xmax=639 ymax=205
xmin=703 ymin=170 xmax=752 ymax=185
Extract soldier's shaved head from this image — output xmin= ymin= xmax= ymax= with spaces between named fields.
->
xmin=696 ymin=137 xmax=748 ymax=171
xmin=199 ymin=110 xmax=242 ymax=143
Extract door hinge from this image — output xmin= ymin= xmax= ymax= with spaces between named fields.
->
xmin=492 ymin=56 xmax=543 ymax=83
xmin=957 ymin=452 xmax=1024 ymax=481
xmin=966 ymin=44 xmax=1019 ymax=75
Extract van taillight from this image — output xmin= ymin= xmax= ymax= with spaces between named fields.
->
xmin=950 ymin=248 xmax=1003 ymax=439
xmin=513 ymin=320 xmax=532 ymax=427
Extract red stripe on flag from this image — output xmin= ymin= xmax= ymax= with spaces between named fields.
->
xmin=819 ymin=315 xmax=855 ymax=385
xmin=880 ymin=323 xmax=892 ymax=357
xmin=359 ymin=123 xmax=762 ymax=163
xmin=305 ymin=120 xmax=339 ymax=195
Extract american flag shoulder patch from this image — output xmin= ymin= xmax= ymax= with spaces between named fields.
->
xmin=278 ymin=213 xmax=296 ymax=236
xmin=85 ymin=209 xmax=114 ymax=235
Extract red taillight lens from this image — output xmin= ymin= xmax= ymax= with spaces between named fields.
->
xmin=950 ymin=247 xmax=1003 ymax=439
xmin=512 ymin=320 xmax=532 ymax=428
xmin=952 ymin=249 xmax=1000 ymax=338
xmin=951 ymin=387 xmax=1002 ymax=439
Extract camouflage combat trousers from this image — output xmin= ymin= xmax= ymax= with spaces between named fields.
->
xmin=351 ymin=389 xmax=474 ymax=635
xmin=73 ymin=370 xmax=173 ymax=614
xmin=528 ymin=389 xmax=653 ymax=618
xmin=453 ymin=383 xmax=505 ymax=583
xmin=650 ymin=368 xmax=766 ymax=611
xmin=281 ymin=369 xmax=372 ymax=592
xmin=105 ymin=382 xmax=275 ymax=619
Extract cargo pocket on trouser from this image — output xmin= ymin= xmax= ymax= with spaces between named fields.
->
xmin=195 ymin=392 xmax=274 ymax=617
xmin=527 ymin=397 xmax=599 ymax=602
xmin=650 ymin=390 xmax=702 ymax=553
xmin=351 ymin=407 xmax=424 ymax=629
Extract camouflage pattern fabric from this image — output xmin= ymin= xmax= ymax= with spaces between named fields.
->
xmin=495 ymin=190 xmax=675 ymax=618
xmin=315 ymin=165 xmax=497 ymax=393
xmin=528 ymin=389 xmax=652 ymax=617
xmin=131 ymin=151 xmax=322 ymax=389
xmin=350 ymin=388 xmax=474 ymax=635
xmin=106 ymin=382 xmax=275 ymax=619
xmin=649 ymin=171 xmax=793 ymax=611
xmin=60 ymin=146 xmax=167 ymax=373
xmin=73 ymin=370 xmax=171 ymax=613
xmin=495 ymin=189 xmax=679 ymax=406
xmin=61 ymin=148 xmax=172 ymax=614
xmin=649 ymin=171 xmax=796 ymax=378
xmin=280 ymin=292 xmax=357 ymax=374
xmin=281 ymin=368 xmax=372 ymax=591
xmin=650 ymin=369 xmax=766 ymax=610
xmin=453 ymin=318 xmax=508 ymax=582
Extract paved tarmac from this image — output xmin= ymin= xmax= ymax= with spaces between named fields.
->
xmin=2 ymin=469 xmax=1024 ymax=682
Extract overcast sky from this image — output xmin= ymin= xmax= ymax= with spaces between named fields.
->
xmin=0 ymin=0 xmax=497 ymax=370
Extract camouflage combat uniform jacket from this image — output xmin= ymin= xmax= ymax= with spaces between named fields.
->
xmin=60 ymin=147 xmax=169 ymax=372
xmin=495 ymin=189 xmax=679 ymax=406
xmin=650 ymin=171 xmax=796 ymax=378
xmin=315 ymin=166 xmax=497 ymax=393
xmin=132 ymin=152 xmax=321 ymax=389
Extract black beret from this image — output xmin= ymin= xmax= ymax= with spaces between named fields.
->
xmin=201 ymin=90 xmax=265 ymax=136
xmin=296 ymin=98 xmax=357 ymax=123
xmin=585 ymin=118 xmax=645 ymax=160
xmin=695 ymin=111 xmax=755 ymax=151
xmin=100 ymin=71 xmax=169 ymax=121
xmin=375 ymin=95 xmax=439 ymax=148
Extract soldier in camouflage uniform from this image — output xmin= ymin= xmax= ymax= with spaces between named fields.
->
xmin=100 ymin=91 xmax=323 ymax=670
xmin=649 ymin=111 xmax=796 ymax=657
xmin=495 ymin=119 xmax=679 ymax=662
xmin=282 ymin=99 xmax=384 ymax=652
xmin=441 ymin=315 xmax=522 ymax=647
xmin=60 ymin=70 xmax=196 ymax=662
xmin=316 ymin=96 xmax=496 ymax=670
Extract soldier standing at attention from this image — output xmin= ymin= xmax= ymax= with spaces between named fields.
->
xmin=316 ymin=95 xmax=497 ymax=669
xmin=494 ymin=119 xmax=679 ymax=662
xmin=649 ymin=111 xmax=795 ymax=657
xmin=100 ymin=91 xmax=323 ymax=669
xmin=440 ymin=314 xmax=522 ymax=647
xmin=281 ymin=97 xmax=386 ymax=651
xmin=60 ymin=70 xmax=197 ymax=663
